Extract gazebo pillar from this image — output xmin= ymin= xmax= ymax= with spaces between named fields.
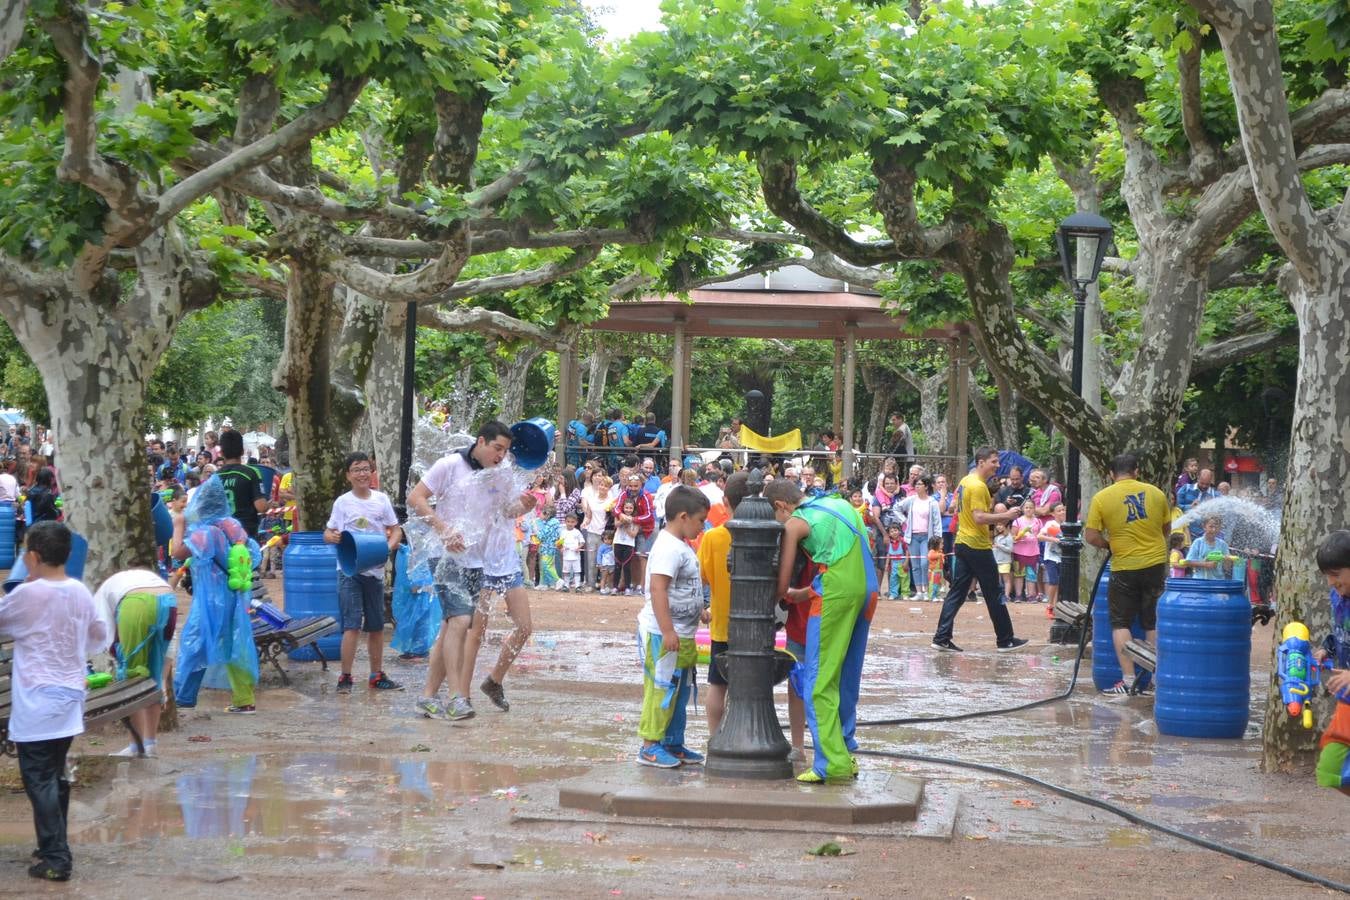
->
xmin=841 ymin=324 xmax=857 ymax=481
xmin=555 ymin=343 xmax=578 ymax=467
xmin=670 ymin=320 xmax=687 ymax=467
xmin=832 ymin=338 xmax=844 ymax=436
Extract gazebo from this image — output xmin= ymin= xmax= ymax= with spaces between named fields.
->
xmin=554 ymin=265 xmax=971 ymax=478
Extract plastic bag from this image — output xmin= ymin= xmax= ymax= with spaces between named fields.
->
xmin=391 ymin=545 xmax=439 ymax=657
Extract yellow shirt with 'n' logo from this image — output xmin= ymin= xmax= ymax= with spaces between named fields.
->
xmin=1085 ymin=479 xmax=1170 ymax=571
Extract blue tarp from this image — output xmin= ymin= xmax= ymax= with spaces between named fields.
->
xmin=969 ymin=450 xmax=1038 ymax=479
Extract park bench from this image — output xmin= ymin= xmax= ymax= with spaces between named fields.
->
xmin=249 ymin=581 xmax=339 ymax=685
xmin=250 ymin=615 xmax=340 ymax=685
xmin=1123 ymin=638 xmax=1157 ymax=674
xmin=0 ymin=639 xmax=161 ymax=758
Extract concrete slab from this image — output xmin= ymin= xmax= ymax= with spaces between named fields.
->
xmin=557 ymin=765 xmax=923 ymax=826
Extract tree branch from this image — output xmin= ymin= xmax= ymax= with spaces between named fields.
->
xmin=1178 ymin=29 xmax=1222 ymax=184
xmin=1 ymin=0 xmax=30 ymax=62
xmin=329 ymin=228 xmax=472 ymax=302
xmin=757 ymin=153 xmax=901 ymax=266
xmin=870 ymin=148 xmax=965 ymax=256
xmin=1190 ymin=325 xmax=1298 ymax=375
xmin=417 ymin=304 xmax=565 ymax=347
xmin=149 ymin=74 xmax=367 ymax=235
xmin=469 ymin=157 xmax=542 ymax=209
xmin=43 ymin=3 xmax=154 ymax=290
xmin=430 ymin=246 xmax=602 ymax=303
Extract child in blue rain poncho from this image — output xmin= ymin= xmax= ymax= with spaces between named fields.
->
xmin=172 ymin=476 xmax=262 ymax=714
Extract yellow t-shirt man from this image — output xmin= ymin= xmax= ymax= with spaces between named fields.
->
xmin=1085 ymin=478 xmax=1170 ymax=571
xmin=697 ymin=521 xmax=732 ymax=643
xmin=954 ymin=472 xmax=994 ymax=550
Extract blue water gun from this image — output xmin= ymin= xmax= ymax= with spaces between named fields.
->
xmin=1277 ymin=621 xmax=1338 ymax=729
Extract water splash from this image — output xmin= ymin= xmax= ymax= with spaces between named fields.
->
xmin=1172 ymin=496 xmax=1281 ymax=555
xmin=403 ymin=403 xmax=555 ymax=580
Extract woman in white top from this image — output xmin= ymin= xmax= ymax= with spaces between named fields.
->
xmin=580 ymin=471 xmax=613 ymax=590
xmin=894 ymin=475 xmax=942 ymax=601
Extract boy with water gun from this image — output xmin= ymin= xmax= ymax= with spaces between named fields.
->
xmin=1311 ymin=530 xmax=1350 ymax=794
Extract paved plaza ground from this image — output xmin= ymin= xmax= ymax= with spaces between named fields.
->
xmin=2 ymin=588 xmax=1346 ymax=899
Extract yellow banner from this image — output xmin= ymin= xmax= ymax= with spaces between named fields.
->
xmin=738 ymin=425 xmax=802 ymax=453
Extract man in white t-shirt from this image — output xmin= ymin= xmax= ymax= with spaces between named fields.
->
xmin=0 ymin=522 xmax=109 ymax=882
xmin=409 ymin=421 xmax=535 ymax=720
xmin=324 ymin=452 xmax=402 ymax=695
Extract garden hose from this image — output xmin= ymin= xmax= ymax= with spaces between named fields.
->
xmin=834 ymin=552 xmax=1349 ymax=892
xmin=856 ymin=553 xmax=1109 ymax=727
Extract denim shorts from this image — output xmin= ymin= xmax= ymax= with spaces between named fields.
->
xmin=338 ymin=572 xmax=384 ymax=632
xmin=434 ymin=561 xmax=482 ymax=620
xmin=634 ymin=530 xmax=657 ymax=555
xmin=1041 ymin=559 xmax=1061 ymax=585
xmin=483 ymin=570 xmax=525 ymax=595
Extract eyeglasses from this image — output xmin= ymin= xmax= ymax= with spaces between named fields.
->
xmin=349 ymin=466 xmax=373 ymax=474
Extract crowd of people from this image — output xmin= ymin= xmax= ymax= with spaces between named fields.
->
xmin=3 ymin=408 xmax=1347 ymax=882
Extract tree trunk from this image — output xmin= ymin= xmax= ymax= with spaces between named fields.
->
xmin=277 ymin=253 xmax=347 ymax=531
xmin=860 ymin=364 xmax=895 ymax=453
xmin=1261 ymin=271 xmax=1349 ymax=770
xmin=968 ymin=371 xmax=1001 ymax=449
xmin=35 ymin=300 xmax=161 ymax=582
xmin=494 ymin=344 xmax=544 ymax=423
xmin=365 ymin=303 xmax=408 ymax=485
xmin=584 ymin=338 xmax=611 ymax=412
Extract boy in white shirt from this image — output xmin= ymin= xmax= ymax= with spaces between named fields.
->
xmin=560 ymin=512 xmax=585 ymax=590
xmin=324 ymin=452 xmax=403 ymax=694
xmin=0 ymin=522 xmax=109 ymax=882
xmin=636 ymin=486 xmax=710 ymax=768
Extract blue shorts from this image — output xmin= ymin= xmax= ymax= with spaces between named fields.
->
xmin=338 ymin=572 xmax=384 ymax=632
xmin=634 ymin=531 xmax=657 ymax=555
xmin=483 ymin=570 xmax=525 ymax=595
xmin=1041 ymin=559 xmax=1061 ymax=586
xmin=434 ymin=561 xmax=481 ymax=620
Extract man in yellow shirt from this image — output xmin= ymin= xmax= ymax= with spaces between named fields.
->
xmin=932 ymin=447 xmax=1028 ymax=653
xmin=1085 ymin=452 xmax=1171 ymax=696
xmin=696 ymin=472 xmax=749 ymax=737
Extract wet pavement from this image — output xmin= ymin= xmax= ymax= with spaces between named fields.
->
xmin=1 ymin=597 xmax=1347 ymax=896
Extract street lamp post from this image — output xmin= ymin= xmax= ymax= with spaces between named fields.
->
xmin=1053 ymin=212 xmax=1113 ymax=614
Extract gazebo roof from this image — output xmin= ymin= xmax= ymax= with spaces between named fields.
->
xmin=594 ymin=264 xmax=963 ymax=341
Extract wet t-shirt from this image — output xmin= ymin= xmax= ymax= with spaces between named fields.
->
xmin=639 ymin=530 xmax=704 ymax=638
xmin=215 ymin=463 xmax=264 ymax=537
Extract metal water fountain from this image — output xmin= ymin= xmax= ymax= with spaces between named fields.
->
xmin=705 ymin=469 xmax=793 ymax=779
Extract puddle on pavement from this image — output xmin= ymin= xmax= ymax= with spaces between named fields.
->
xmin=29 ymin=753 xmax=576 ymax=866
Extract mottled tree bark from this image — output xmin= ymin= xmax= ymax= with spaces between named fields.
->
xmin=494 ymin=343 xmax=544 ymax=423
xmin=1187 ymin=0 xmax=1350 ymax=772
xmin=860 ymin=363 xmax=897 ymax=454
xmin=584 ymin=337 xmax=612 ymax=412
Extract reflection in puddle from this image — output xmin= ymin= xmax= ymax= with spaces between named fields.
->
xmin=67 ymin=753 xmax=574 ymax=865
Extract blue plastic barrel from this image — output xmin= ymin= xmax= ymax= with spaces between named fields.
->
xmin=0 ymin=500 xmax=13 ymax=569
xmin=283 ymin=531 xmax=342 ymax=661
xmin=1091 ymin=563 xmax=1146 ymax=690
xmin=1154 ymin=578 xmax=1250 ymax=739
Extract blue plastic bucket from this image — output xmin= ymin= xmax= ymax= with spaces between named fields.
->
xmin=151 ymin=491 xmax=174 ymax=547
xmin=338 ymin=530 xmax=390 ymax=576
xmin=5 ymin=531 xmax=87 ymax=592
xmin=510 ymin=417 xmax=556 ymax=470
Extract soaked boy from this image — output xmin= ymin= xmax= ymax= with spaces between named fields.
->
xmin=1314 ymin=530 xmax=1350 ymax=795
